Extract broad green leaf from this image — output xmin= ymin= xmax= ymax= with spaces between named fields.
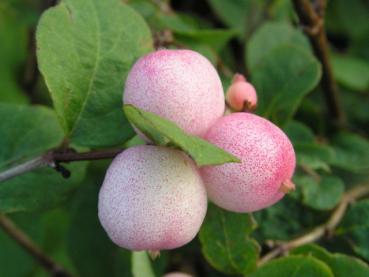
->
xmin=123 ymin=105 xmax=240 ymax=166
xmin=297 ymin=176 xmax=344 ymax=210
xmin=292 ymin=244 xmax=369 ymax=277
xmin=331 ymin=133 xmax=369 ymax=172
xmin=250 ymin=256 xmax=334 ymax=277
xmin=0 ymin=162 xmax=87 ymax=213
xmin=296 ymin=143 xmax=334 ymax=171
xmin=250 ymin=46 xmax=321 ymax=125
xmin=67 ymin=164 xmax=132 ymax=277
xmin=338 ymin=199 xmax=369 ymax=261
xmin=284 ymin=120 xmax=315 ymax=144
xmin=132 ymin=252 xmax=156 ymax=277
xmin=36 ymin=0 xmax=153 ymax=147
xmin=332 ymin=54 xmax=369 ymax=92
xmin=0 ymin=103 xmax=63 ymax=169
xmin=199 ymin=204 xmax=260 ymax=274
xmin=207 ymin=0 xmax=264 ymax=38
xmin=247 ymin=22 xmax=311 ymax=70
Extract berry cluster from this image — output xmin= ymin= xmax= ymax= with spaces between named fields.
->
xmin=98 ymin=49 xmax=296 ymax=253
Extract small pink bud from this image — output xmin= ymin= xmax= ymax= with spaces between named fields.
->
xmin=226 ymin=73 xmax=258 ymax=112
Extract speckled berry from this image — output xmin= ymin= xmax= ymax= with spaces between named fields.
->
xmin=200 ymin=113 xmax=296 ymax=213
xmin=98 ymin=145 xmax=207 ymax=251
xmin=226 ymin=73 xmax=257 ymax=112
xmin=124 ymin=49 xmax=225 ymax=137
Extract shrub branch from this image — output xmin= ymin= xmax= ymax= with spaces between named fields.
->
xmin=258 ymin=183 xmax=369 ymax=266
xmin=0 ymin=213 xmax=73 ymax=277
xmin=292 ymin=0 xmax=345 ymax=126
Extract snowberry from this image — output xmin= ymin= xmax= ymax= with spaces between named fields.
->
xmin=200 ymin=113 xmax=296 ymax=213
xmin=98 ymin=145 xmax=207 ymax=251
xmin=226 ymin=73 xmax=257 ymax=112
xmin=124 ymin=49 xmax=225 ymax=137
xmin=163 ymin=273 xmax=193 ymax=277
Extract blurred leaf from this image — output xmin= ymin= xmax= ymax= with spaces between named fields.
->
xmin=250 ymin=256 xmax=334 ymax=277
xmin=0 ymin=162 xmax=87 ymax=213
xmin=338 ymin=199 xmax=369 ymax=261
xmin=284 ymin=120 xmax=315 ymax=144
xmin=207 ymin=0 xmax=264 ymax=38
xmin=0 ymin=103 xmax=63 ymax=169
xmin=297 ymin=175 xmax=344 ymax=210
xmin=36 ymin=0 xmax=153 ymax=147
xmin=132 ymin=252 xmax=156 ymax=277
xmin=123 ymin=105 xmax=240 ymax=166
xmin=0 ymin=213 xmax=40 ymax=277
xmin=247 ymin=22 xmax=311 ymax=70
xmin=251 ymin=45 xmax=321 ymax=125
xmin=199 ymin=204 xmax=260 ymax=274
xmin=296 ymin=143 xmax=334 ymax=171
xmin=67 ymin=168 xmax=132 ymax=277
xmin=175 ymin=29 xmax=237 ymax=51
xmin=292 ymin=244 xmax=369 ymax=277
xmin=332 ymin=54 xmax=369 ymax=92
xmin=331 ymin=133 xmax=369 ymax=172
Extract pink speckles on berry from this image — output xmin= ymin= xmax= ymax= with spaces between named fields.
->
xmin=200 ymin=113 xmax=296 ymax=213
xmin=98 ymin=145 xmax=207 ymax=251
xmin=226 ymin=73 xmax=257 ymax=112
xmin=123 ymin=49 xmax=225 ymax=137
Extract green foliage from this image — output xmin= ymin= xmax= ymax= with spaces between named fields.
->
xmin=250 ymin=256 xmax=334 ymax=277
xmin=123 ymin=105 xmax=240 ymax=166
xmin=199 ymin=204 xmax=260 ymax=275
xmin=36 ymin=0 xmax=153 ymax=147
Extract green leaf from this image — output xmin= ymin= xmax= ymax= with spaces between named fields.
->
xmin=0 ymin=162 xmax=87 ymax=213
xmin=0 ymin=103 xmax=63 ymax=169
xmin=207 ymin=0 xmax=264 ymax=38
xmin=292 ymin=244 xmax=369 ymax=277
xmin=332 ymin=54 xmax=369 ymax=92
xmin=284 ymin=120 xmax=315 ymax=144
xmin=297 ymin=176 xmax=344 ymax=210
xmin=123 ymin=105 xmax=240 ymax=166
xmin=67 ymin=164 xmax=132 ymax=277
xmin=250 ymin=45 xmax=321 ymax=125
xmin=36 ymin=0 xmax=153 ymax=147
xmin=296 ymin=143 xmax=334 ymax=171
xmin=250 ymin=256 xmax=334 ymax=277
xmin=132 ymin=252 xmax=156 ymax=277
xmin=247 ymin=22 xmax=311 ymax=70
xmin=338 ymin=199 xmax=369 ymax=261
xmin=331 ymin=133 xmax=369 ymax=172
xmin=199 ymin=204 xmax=260 ymax=274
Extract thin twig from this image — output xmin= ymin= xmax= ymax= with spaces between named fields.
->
xmin=0 ymin=148 xmax=125 ymax=183
xmin=0 ymin=214 xmax=73 ymax=277
xmin=292 ymin=0 xmax=345 ymax=126
xmin=258 ymin=183 xmax=369 ymax=266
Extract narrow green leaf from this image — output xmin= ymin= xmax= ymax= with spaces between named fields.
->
xmin=123 ymin=105 xmax=240 ymax=166
xmin=250 ymin=256 xmax=334 ymax=277
xmin=199 ymin=204 xmax=260 ymax=274
xmin=292 ymin=244 xmax=369 ymax=277
xmin=36 ymin=0 xmax=153 ymax=147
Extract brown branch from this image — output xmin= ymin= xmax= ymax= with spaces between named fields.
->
xmin=0 ymin=214 xmax=73 ymax=277
xmin=258 ymin=183 xmax=369 ymax=266
xmin=0 ymin=148 xmax=125 ymax=183
xmin=292 ymin=0 xmax=345 ymax=127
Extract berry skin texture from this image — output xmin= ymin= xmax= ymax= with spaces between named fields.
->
xmin=124 ymin=49 xmax=225 ymax=137
xmin=200 ymin=113 xmax=296 ymax=213
xmin=226 ymin=73 xmax=257 ymax=112
xmin=163 ymin=273 xmax=193 ymax=277
xmin=98 ymin=145 xmax=207 ymax=251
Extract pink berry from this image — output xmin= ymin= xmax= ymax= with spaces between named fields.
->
xmin=226 ymin=73 xmax=257 ymax=112
xmin=124 ymin=49 xmax=225 ymax=137
xmin=163 ymin=273 xmax=193 ymax=277
xmin=98 ymin=145 xmax=207 ymax=251
xmin=200 ymin=113 xmax=296 ymax=213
